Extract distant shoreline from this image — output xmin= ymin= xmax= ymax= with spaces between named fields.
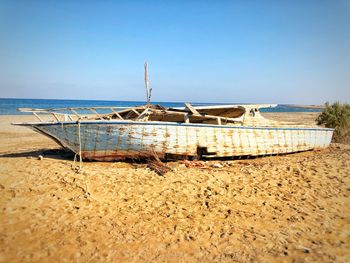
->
xmin=288 ymin=104 xmax=324 ymax=109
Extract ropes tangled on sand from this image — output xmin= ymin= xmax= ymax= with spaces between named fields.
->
xmin=146 ymin=151 xmax=172 ymax=176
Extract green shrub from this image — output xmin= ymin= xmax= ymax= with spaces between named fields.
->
xmin=316 ymin=102 xmax=350 ymax=143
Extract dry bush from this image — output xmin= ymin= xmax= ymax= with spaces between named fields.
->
xmin=316 ymin=102 xmax=350 ymax=143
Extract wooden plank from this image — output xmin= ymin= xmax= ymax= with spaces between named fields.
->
xmin=184 ymin=103 xmax=200 ymax=115
xmin=150 ymin=109 xmax=243 ymax=124
xmin=17 ymin=104 xmax=276 ymax=114
xmin=18 ymin=106 xmax=135 ymax=112
xmin=173 ymin=104 xmax=277 ymax=110
xmin=111 ymin=106 xmax=145 ymax=116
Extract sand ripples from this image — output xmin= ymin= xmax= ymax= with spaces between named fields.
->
xmin=0 ymin=145 xmax=349 ymax=262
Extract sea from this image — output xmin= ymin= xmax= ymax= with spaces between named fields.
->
xmin=0 ymin=98 xmax=322 ymax=115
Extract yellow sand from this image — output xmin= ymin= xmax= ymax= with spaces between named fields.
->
xmin=0 ymin=114 xmax=349 ymax=262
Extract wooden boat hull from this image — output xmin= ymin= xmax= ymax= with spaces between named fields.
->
xmin=23 ymin=121 xmax=334 ymax=161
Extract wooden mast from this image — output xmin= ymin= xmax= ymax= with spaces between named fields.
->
xmin=144 ymin=62 xmax=152 ymax=104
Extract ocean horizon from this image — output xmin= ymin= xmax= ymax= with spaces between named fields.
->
xmin=0 ymin=98 xmax=322 ymax=115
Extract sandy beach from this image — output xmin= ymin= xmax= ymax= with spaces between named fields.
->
xmin=0 ymin=113 xmax=349 ymax=262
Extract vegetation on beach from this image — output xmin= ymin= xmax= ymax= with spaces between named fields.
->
xmin=317 ymin=102 xmax=350 ymax=143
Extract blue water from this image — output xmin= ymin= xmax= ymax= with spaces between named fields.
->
xmin=0 ymin=98 xmax=322 ymax=115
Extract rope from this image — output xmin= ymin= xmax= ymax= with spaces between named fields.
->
xmin=72 ymin=120 xmax=83 ymax=172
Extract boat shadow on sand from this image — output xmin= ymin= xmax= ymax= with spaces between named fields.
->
xmin=0 ymin=148 xmax=75 ymax=161
xmin=0 ymin=148 xmax=319 ymax=176
xmin=0 ymin=147 xmax=314 ymax=162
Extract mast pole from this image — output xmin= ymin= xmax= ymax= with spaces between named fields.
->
xmin=144 ymin=62 xmax=151 ymax=104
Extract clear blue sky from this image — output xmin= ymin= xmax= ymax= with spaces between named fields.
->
xmin=0 ymin=0 xmax=349 ymax=104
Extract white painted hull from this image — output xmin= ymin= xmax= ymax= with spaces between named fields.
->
xmin=27 ymin=121 xmax=334 ymax=160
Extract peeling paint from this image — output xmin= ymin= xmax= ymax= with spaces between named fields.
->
xmin=29 ymin=122 xmax=334 ymax=161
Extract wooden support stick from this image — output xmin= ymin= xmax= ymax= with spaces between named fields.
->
xmin=70 ymin=109 xmax=82 ymax=119
xmin=33 ymin=112 xmax=43 ymax=122
xmin=184 ymin=103 xmax=200 ymax=115
xmin=136 ymin=108 xmax=150 ymax=120
xmin=110 ymin=108 xmax=124 ymax=120
xmin=184 ymin=114 xmax=190 ymax=123
xmin=90 ymin=108 xmax=102 ymax=119
xmin=217 ymin=117 xmax=222 ymax=125
xmin=52 ymin=113 xmax=61 ymax=122
xmin=131 ymin=108 xmax=141 ymax=116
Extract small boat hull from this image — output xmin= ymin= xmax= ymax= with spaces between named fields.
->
xmin=24 ymin=121 xmax=334 ymax=161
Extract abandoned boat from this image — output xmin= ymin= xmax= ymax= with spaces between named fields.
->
xmin=13 ymin=103 xmax=334 ymax=161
